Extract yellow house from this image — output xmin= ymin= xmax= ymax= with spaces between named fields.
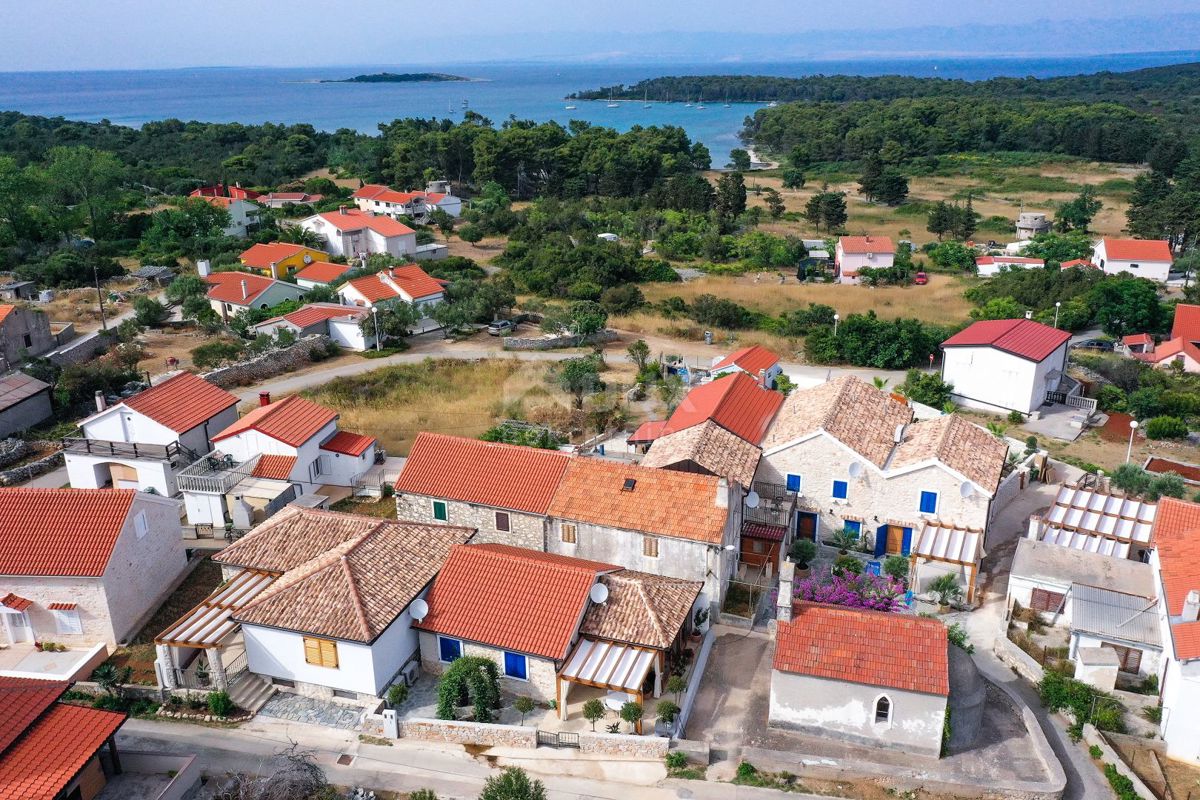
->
xmin=238 ymin=242 xmax=327 ymax=279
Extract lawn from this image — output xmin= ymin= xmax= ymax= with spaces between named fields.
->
xmin=302 ymin=358 xmax=577 ymax=455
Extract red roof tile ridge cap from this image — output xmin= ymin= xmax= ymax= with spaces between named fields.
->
xmin=341 ymin=554 xmax=373 ymax=640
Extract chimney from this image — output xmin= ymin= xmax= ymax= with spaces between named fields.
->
xmin=240 ymin=280 xmax=249 ymax=301
xmin=715 ymin=477 xmax=729 ymax=509
xmin=197 ymin=259 xmax=211 ymax=277
xmin=776 ymin=561 xmax=795 ymax=624
xmin=339 ymin=205 xmax=348 ymax=215
xmin=864 ymin=235 xmax=871 ymax=243
xmin=1025 ymin=310 xmax=1033 ymax=320
xmin=757 ymin=368 xmax=767 ymax=387
xmin=258 ymin=391 xmax=271 ymax=407
xmin=1184 ymin=590 xmax=1200 ymax=623
xmin=388 ymin=268 xmax=395 ymax=278
xmin=94 ymin=391 xmax=106 ymax=412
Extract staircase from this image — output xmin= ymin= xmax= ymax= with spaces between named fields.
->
xmin=228 ymin=671 xmax=276 ymax=714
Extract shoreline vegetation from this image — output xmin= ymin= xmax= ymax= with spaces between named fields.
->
xmin=322 ymin=72 xmax=470 ymax=84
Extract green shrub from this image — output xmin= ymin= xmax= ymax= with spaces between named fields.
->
xmin=1096 ymin=384 xmax=1127 ymax=412
xmin=665 ymin=751 xmax=688 ymax=771
xmin=1089 ymin=744 xmax=1103 ymax=759
xmin=789 ymin=538 xmax=817 ymax=568
xmin=832 ymin=554 xmax=863 ymax=577
xmin=1007 ymin=410 xmax=1025 ymax=424
xmin=946 ymin=622 xmax=974 ymax=654
xmin=1144 ymin=415 xmax=1189 ymax=440
xmin=190 ymin=339 xmax=244 ymax=369
xmin=207 ymin=690 xmax=234 ymax=718
xmin=436 ymin=656 xmax=501 ymax=723
xmin=386 ymin=683 xmax=409 ymax=708
xmin=735 ymin=762 xmax=760 ymax=783
xmin=1143 ymin=704 xmax=1163 ymax=724
xmin=1039 ymin=671 xmax=1125 ymax=733
xmin=1104 ymin=763 xmax=1140 ymax=800
xmin=883 ymin=555 xmax=909 ymax=583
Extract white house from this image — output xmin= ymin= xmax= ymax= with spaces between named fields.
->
xmin=1093 ymin=238 xmax=1174 ymax=283
xmin=940 ymin=318 xmax=1072 ymax=415
xmin=709 ymin=345 xmax=782 ymax=388
xmin=203 ymin=271 xmax=307 ymax=321
xmin=770 ymin=603 xmax=949 ymax=757
xmin=423 ymin=180 xmax=464 ymax=217
xmin=974 ymin=255 xmax=1046 ymax=278
xmin=835 ymin=235 xmax=894 ymax=284
xmin=0 ymin=488 xmax=186 ymax=649
xmin=65 ymin=372 xmax=240 ymax=496
xmin=299 ymin=207 xmax=417 ymax=258
xmin=1007 ymin=537 xmax=1155 ymax=625
xmin=176 ymin=394 xmax=377 ymax=529
xmin=199 ymin=197 xmax=261 ymax=237
xmin=336 ymin=266 xmax=445 ymax=315
xmin=251 ymin=303 xmax=373 ymax=351
xmin=354 ymin=182 xmax=463 ymax=220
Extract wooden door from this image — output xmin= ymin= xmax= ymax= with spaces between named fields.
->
xmin=796 ymin=512 xmax=817 ymax=542
xmin=1103 ymin=643 xmax=1143 ymax=674
xmin=886 ymin=525 xmax=905 ymax=555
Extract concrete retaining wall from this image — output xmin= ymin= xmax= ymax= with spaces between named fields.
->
xmin=677 ymin=630 xmax=714 ymax=739
xmin=119 ymin=751 xmax=203 ymax=800
xmin=578 ymin=731 xmax=668 ymax=758
xmin=200 ymin=335 xmax=334 ymax=388
xmin=994 ymin=633 xmax=1046 ymax=685
xmin=502 ymin=330 xmax=618 ymax=351
xmin=399 ymin=717 xmax=538 ymax=749
xmin=992 ymin=466 xmax=1030 ymax=523
xmin=1084 ymin=726 xmax=1159 ymax=800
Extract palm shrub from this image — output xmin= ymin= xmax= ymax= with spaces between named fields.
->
xmin=789 ymin=538 xmax=817 ymax=568
xmin=929 ymin=574 xmax=963 ymax=607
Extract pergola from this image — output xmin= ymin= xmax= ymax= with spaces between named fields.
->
xmin=556 ymin=638 xmax=663 ymax=733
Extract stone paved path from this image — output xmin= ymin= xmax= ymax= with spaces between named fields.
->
xmin=257 ymin=692 xmax=363 ymax=730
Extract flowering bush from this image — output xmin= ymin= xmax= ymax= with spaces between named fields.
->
xmin=793 ymin=572 xmax=905 ymax=612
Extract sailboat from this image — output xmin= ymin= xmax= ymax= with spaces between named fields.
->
xmin=723 ymin=92 xmax=731 ymax=108
xmin=643 ymin=89 xmax=651 ymax=109
xmin=565 ymin=103 xmax=577 ymax=110
xmin=767 ymin=100 xmax=778 ymax=108
xmin=606 ymin=89 xmax=619 ymax=108
xmin=684 ymin=98 xmax=692 ymax=107
xmin=696 ymin=95 xmax=706 ymax=110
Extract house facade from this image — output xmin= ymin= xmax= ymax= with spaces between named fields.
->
xmin=1129 ymin=304 xmax=1200 ymax=374
xmin=974 ymin=255 xmax=1046 ymax=278
xmin=251 ymin=303 xmax=373 ymax=351
xmin=835 ymin=236 xmax=895 ymax=284
xmin=0 ymin=489 xmax=186 ymax=649
xmin=204 ymin=271 xmax=308 ymax=321
xmin=299 ymin=208 xmax=417 ymax=258
xmin=200 ymin=197 xmax=261 ymax=237
xmin=1093 ymin=238 xmax=1174 ymax=283
xmin=65 ymin=372 xmax=239 ymax=496
xmin=239 ymin=242 xmax=327 ymax=280
xmin=336 ymin=266 xmax=445 ymax=314
xmin=0 ymin=304 xmax=56 ymax=370
xmin=0 ymin=371 xmax=52 ymax=439
xmin=940 ymin=318 xmax=1072 ymax=414
xmin=709 ymin=345 xmax=782 ymax=388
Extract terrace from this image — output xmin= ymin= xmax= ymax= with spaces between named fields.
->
xmin=176 ymin=451 xmax=262 ymax=495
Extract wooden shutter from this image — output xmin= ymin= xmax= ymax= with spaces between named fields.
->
xmin=1029 ymin=588 xmax=1065 ymax=613
xmin=304 ymin=637 xmax=339 ymax=668
xmin=1103 ymin=644 xmax=1142 ymax=674
xmin=561 ymin=523 xmax=576 ymax=544
xmin=643 ymin=536 xmax=659 ymax=558
xmin=304 ymin=637 xmax=321 ymax=665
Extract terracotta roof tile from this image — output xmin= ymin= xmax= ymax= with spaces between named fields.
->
xmin=123 ymin=372 xmax=239 ymax=434
xmin=941 ymin=318 xmax=1071 ymax=362
xmin=891 ymin=414 xmax=1007 ymax=493
xmin=416 ymin=544 xmax=618 ymax=660
xmin=344 ymin=266 xmax=443 ymax=303
xmin=251 ymin=454 xmax=297 ymax=480
xmin=1101 ymin=238 xmax=1173 ymax=263
xmin=265 ymin=303 xmax=364 ymax=330
xmin=839 ymin=235 xmax=895 ymax=255
xmin=0 ymin=594 xmax=32 ymax=612
xmin=396 ymin=433 xmax=571 ymax=515
xmin=46 ymin=602 xmax=76 ymax=611
xmin=744 ymin=522 xmax=787 ymax=542
xmin=1171 ymin=304 xmax=1200 ymax=342
xmin=548 ymin=458 xmax=728 ymax=544
xmin=294 ymin=261 xmax=351 ymax=284
xmin=775 ymin=604 xmax=949 ymax=696
xmin=212 ymin=395 xmax=337 ymax=447
xmin=663 ymin=371 xmax=783 ymax=444
xmin=627 ymin=420 xmax=668 ymax=444
xmin=763 ymin=376 xmax=913 ymax=467
xmin=712 ymin=345 xmax=780 ymax=376
xmin=317 ymin=208 xmax=414 ymax=237
xmin=215 ymin=505 xmax=393 ymax=572
xmin=0 ymin=489 xmax=136 ymax=576
xmin=320 ymin=431 xmax=376 ymax=456
xmin=641 ymin=420 xmax=761 ymax=487
xmin=204 ymin=271 xmax=278 ymax=305
xmin=235 ymin=517 xmax=474 ymax=642
xmin=579 ymin=571 xmax=701 ymax=649
xmin=1173 ymin=621 xmax=1200 ymax=661
xmin=239 ymin=242 xmax=317 ymax=269
xmin=0 ymin=702 xmax=125 ymax=800
xmin=0 ymin=678 xmax=67 ymax=754
xmin=0 ymin=306 xmax=15 ymax=325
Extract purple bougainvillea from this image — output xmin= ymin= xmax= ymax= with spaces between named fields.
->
xmin=793 ymin=572 xmax=905 ymax=612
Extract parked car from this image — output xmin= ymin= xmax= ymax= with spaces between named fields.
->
xmin=487 ymin=319 xmax=515 ymax=336
xmin=1071 ymin=338 xmax=1113 ymax=351
xmin=913 ymin=272 xmax=929 ymax=285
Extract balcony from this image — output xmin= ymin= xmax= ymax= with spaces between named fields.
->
xmin=744 ymin=481 xmax=797 ymax=529
xmin=176 ymin=452 xmax=262 ymax=494
xmin=62 ymin=437 xmax=199 ymax=467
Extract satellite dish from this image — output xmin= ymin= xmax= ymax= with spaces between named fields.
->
xmin=409 ymin=598 xmax=429 ymax=622
xmin=589 ymin=583 xmax=609 ymax=604
xmin=745 ymin=491 xmax=760 ymax=509
xmin=848 ymin=462 xmax=864 ymax=479
xmin=960 ymin=481 xmax=975 ymax=499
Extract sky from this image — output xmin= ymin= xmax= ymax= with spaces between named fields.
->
xmin=3 ymin=1 xmax=1200 ymax=71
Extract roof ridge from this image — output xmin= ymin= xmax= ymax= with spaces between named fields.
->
xmin=341 ymin=555 xmax=373 ymax=640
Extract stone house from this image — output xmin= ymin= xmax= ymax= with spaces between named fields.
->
xmin=770 ymin=603 xmax=949 ymax=757
xmin=0 ymin=303 xmax=56 ymax=371
xmin=0 ymin=488 xmax=186 ymax=649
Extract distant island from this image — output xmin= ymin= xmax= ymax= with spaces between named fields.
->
xmin=324 ymin=72 xmax=470 ymax=84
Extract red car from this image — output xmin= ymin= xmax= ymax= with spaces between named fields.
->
xmin=913 ymin=271 xmax=929 ymax=285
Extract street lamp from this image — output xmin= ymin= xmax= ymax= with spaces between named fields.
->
xmin=833 ymin=313 xmax=840 ymax=336
xmin=1054 ymin=301 xmax=1061 ymax=329
xmin=1126 ymin=419 xmax=1139 ymax=464
xmin=372 ymin=306 xmax=381 ymax=352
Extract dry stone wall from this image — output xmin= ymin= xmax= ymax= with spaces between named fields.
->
xmin=200 ymin=335 xmax=334 ymax=388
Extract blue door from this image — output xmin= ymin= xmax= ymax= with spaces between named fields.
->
xmin=796 ymin=511 xmax=818 ymax=541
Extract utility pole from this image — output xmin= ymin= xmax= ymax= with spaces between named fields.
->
xmin=92 ymin=256 xmax=108 ymax=332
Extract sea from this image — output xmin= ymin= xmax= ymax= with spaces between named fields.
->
xmin=1 ymin=51 xmax=1197 ymax=166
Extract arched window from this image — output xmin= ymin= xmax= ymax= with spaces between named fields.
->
xmin=874 ymin=695 xmax=892 ymax=724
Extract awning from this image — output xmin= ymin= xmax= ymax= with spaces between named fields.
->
xmin=1040 ymin=527 xmax=1130 ymax=559
xmin=560 ymin=638 xmax=655 ymax=694
xmin=156 ymin=569 xmax=276 ymax=648
xmin=47 ymin=602 xmax=76 ymax=611
xmin=913 ymin=522 xmax=983 ymax=565
xmin=0 ymin=594 xmax=31 ymax=613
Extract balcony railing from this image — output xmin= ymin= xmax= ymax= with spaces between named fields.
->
xmin=62 ymin=437 xmax=199 ymax=467
xmin=176 ymin=452 xmax=262 ymax=495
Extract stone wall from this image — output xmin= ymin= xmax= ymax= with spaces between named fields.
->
xmin=46 ymin=329 xmax=115 ymax=367
xmin=395 ymin=494 xmax=546 ymax=550
xmin=578 ymin=731 xmax=669 ymax=758
xmin=993 ymin=633 xmax=1045 ymax=685
xmin=200 ymin=335 xmax=335 ymax=389
xmin=400 ymin=717 xmax=538 ymax=749
xmin=0 ymin=438 xmax=30 ymax=470
xmin=1086 ymin=727 xmax=1161 ymax=800
xmin=417 ymin=631 xmax=558 ymax=702
xmin=0 ymin=449 xmax=63 ymax=486
xmin=502 ymin=329 xmax=618 ymax=351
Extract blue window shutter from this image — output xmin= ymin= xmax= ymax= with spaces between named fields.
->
xmin=845 ymin=520 xmax=862 ymax=537
xmin=438 ymin=636 xmax=461 ymax=663
xmin=504 ymin=651 xmax=527 ymax=680
xmin=901 ymin=528 xmax=913 ymax=556
xmin=786 ymin=474 xmax=802 ymax=493
xmin=874 ymin=525 xmax=888 ymax=557
xmin=919 ymin=491 xmax=937 ymax=514
xmin=832 ymin=480 xmax=848 ymax=499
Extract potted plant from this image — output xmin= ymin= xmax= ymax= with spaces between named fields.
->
xmin=692 ymin=607 xmax=710 ymax=636
xmin=789 ymin=539 xmax=817 ymax=578
xmin=655 ymin=700 xmax=681 ymax=737
xmin=929 ymin=574 xmax=963 ymax=613
xmin=829 ymin=527 xmax=860 ymax=555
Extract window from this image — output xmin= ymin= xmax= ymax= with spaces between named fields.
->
xmin=843 ymin=519 xmax=862 ymax=538
xmin=21 ymin=334 xmax=31 ymax=348
xmin=643 ymin=535 xmax=659 ymax=558
xmin=503 ymin=651 xmax=528 ymax=680
xmin=919 ymin=491 xmax=938 ymax=515
xmin=52 ymin=609 xmax=82 ymax=635
xmin=495 ymin=511 xmax=510 ymax=532
xmin=561 ymin=523 xmax=577 ymax=544
xmin=1029 ymin=588 xmax=1065 ymax=613
xmin=874 ymin=695 xmax=892 ymax=724
xmin=432 ymin=500 xmax=448 ymax=522
xmin=310 ymin=455 xmax=331 ymax=480
xmin=133 ymin=511 xmax=149 ymax=539
xmin=438 ymin=636 xmax=462 ymax=663
xmin=332 ymin=688 xmax=357 ymax=700
xmin=785 ymin=474 xmax=802 ymax=493
xmin=832 ymin=480 xmax=848 ymax=500
xmin=1103 ymin=643 xmax=1143 ymax=674
xmin=303 ymin=637 xmax=339 ymax=669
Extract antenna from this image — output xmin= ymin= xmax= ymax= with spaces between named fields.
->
xmin=745 ymin=491 xmax=760 ymax=509
xmin=409 ymin=598 xmax=429 ymax=622
xmin=589 ymin=583 xmax=609 ymax=604
xmin=848 ymin=462 xmax=863 ymax=479
xmin=960 ymin=481 xmax=975 ymax=499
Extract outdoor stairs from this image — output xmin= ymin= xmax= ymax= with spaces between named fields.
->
xmin=228 ymin=672 xmax=275 ymax=714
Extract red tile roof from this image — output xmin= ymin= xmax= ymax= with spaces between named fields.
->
xmin=1100 ymin=238 xmax=1173 ymax=263
xmin=663 ymin=372 xmax=783 ymax=444
xmin=415 ymin=544 xmax=618 ymax=660
xmin=344 ymin=266 xmax=444 ymax=303
xmin=0 ymin=702 xmax=125 ymax=800
xmin=396 ymin=433 xmax=571 ymax=515
xmin=1171 ymin=304 xmax=1200 ymax=343
xmin=0 ymin=306 xmax=13 ymax=325
xmin=0 ymin=594 xmax=32 ymax=612
xmin=743 ymin=522 xmax=786 ymax=542
xmin=1060 ymin=258 xmax=1096 ymax=270
xmin=0 ymin=678 xmax=67 ymax=754
xmin=1122 ymin=333 xmax=1154 ymax=347
xmin=294 ymin=261 xmax=351 ymax=284
xmin=1174 ymin=621 xmax=1200 ymax=661
xmin=775 ymin=604 xmax=949 ymax=696
xmin=204 ymin=271 xmax=277 ymax=305
xmin=627 ymin=420 xmax=668 ymax=444
xmin=353 ymin=184 xmax=426 ymax=205
xmin=239 ymin=242 xmax=313 ymax=269
xmin=212 ymin=396 xmax=338 ymax=448
xmin=1150 ymin=497 xmax=1200 ymax=659
xmin=547 ymin=458 xmax=728 ymax=544
xmin=320 ymin=431 xmax=376 ymax=456
xmin=0 ymin=489 xmax=136 ymax=576
xmin=46 ymin=602 xmax=75 ymax=611
xmin=191 ymin=184 xmax=260 ymax=200
xmin=941 ymin=318 xmax=1071 ymax=362
xmin=839 ymin=235 xmax=895 ymax=255
xmin=122 ymin=372 xmax=238 ymax=434
xmin=712 ymin=345 xmax=780 ymax=376
xmin=251 ymin=454 xmax=297 ymax=480
xmin=267 ymin=303 xmax=364 ymax=330
xmin=317 ymin=208 xmax=415 ymax=237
